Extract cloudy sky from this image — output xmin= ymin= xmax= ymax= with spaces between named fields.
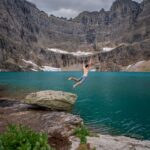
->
xmin=27 ymin=0 xmax=143 ymax=19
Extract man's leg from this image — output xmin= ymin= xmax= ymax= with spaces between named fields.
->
xmin=73 ymin=76 xmax=86 ymax=88
xmin=73 ymin=81 xmax=82 ymax=88
xmin=68 ymin=77 xmax=80 ymax=82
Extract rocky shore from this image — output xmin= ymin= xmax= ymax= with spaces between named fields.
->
xmin=0 ymin=98 xmax=82 ymax=150
xmin=0 ymin=90 xmax=150 ymax=150
xmin=70 ymin=134 xmax=150 ymax=150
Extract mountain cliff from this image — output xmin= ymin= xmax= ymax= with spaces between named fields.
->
xmin=0 ymin=0 xmax=150 ymax=71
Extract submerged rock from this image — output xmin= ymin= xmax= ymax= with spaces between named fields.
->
xmin=24 ymin=90 xmax=77 ymax=111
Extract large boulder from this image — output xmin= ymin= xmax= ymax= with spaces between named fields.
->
xmin=24 ymin=90 xmax=77 ymax=111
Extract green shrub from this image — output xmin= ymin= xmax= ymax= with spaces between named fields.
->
xmin=73 ymin=125 xmax=90 ymax=144
xmin=0 ymin=124 xmax=55 ymax=150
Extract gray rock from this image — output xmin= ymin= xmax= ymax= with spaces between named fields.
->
xmin=87 ymin=134 xmax=150 ymax=150
xmin=0 ymin=0 xmax=150 ymax=71
xmin=0 ymin=99 xmax=83 ymax=149
xmin=70 ymin=134 xmax=150 ymax=150
xmin=24 ymin=90 xmax=77 ymax=111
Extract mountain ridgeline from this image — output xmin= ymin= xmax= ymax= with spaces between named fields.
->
xmin=0 ymin=0 xmax=150 ymax=71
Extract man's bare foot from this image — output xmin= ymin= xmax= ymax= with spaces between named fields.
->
xmin=68 ymin=77 xmax=72 ymax=80
xmin=73 ymin=84 xmax=77 ymax=88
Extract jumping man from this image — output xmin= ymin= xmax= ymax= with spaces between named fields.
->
xmin=68 ymin=59 xmax=92 ymax=88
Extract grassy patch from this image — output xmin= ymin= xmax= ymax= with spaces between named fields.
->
xmin=74 ymin=125 xmax=97 ymax=150
xmin=0 ymin=124 xmax=54 ymax=150
xmin=73 ymin=125 xmax=90 ymax=144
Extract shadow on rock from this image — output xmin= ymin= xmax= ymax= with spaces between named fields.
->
xmin=48 ymin=131 xmax=71 ymax=150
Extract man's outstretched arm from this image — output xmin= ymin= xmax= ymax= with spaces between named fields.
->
xmin=82 ymin=62 xmax=86 ymax=69
xmin=88 ymin=58 xmax=93 ymax=67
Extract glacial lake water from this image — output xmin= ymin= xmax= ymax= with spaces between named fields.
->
xmin=0 ymin=72 xmax=150 ymax=140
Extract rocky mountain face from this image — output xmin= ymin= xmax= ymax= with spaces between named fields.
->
xmin=74 ymin=0 xmax=150 ymax=47
xmin=0 ymin=0 xmax=150 ymax=71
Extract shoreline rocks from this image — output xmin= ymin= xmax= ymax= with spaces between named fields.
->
xmin=70 ymin=134 xmax=150 ymax=150
xmin=24 ymin=90 xmax=77 ymax=111
xmin=1 ymin=90 xmax=150 ymax=150
xmin=0 ymin=98 xmax=82 ymax=150
xmin=87 ymin=134 xmax=150 ymax=150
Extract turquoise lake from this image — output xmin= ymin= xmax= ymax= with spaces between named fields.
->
xmin=0 ymin=72 xmax=150 ymax=140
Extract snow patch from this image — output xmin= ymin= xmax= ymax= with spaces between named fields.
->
xmin=102 ymin=47 xmax=114 ymax=52
xmin=40 ymin=66 xmax=61 ymax=72
xmin=47 ymin=48 xmax=69 ymax=54
xmin=90 ymin=69 xmax=96 ymax=72
xmin=22 ymin=59 xmax=61 ymax=72
xmin=126 ymin=65 xmax=132 ymax=70
xmin=31 ymin=69 xmax=38 ymax=72
xmin=47 ymin=48 xmax=93 ymax=56
xmin=22 ymin=59 xmax=38 ymax=67
xmin=71 ymin=51 xmax=93 ymax=56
